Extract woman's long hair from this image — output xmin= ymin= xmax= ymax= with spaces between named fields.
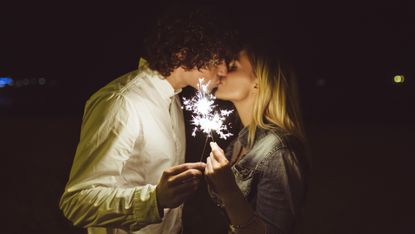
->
xmin=246 ymin=47 xmax=305 ymax=148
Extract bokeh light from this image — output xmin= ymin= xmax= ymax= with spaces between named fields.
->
xmin=0 ymin=77 xmax=14 ymax=88
xmin=393 ymin=75 xmax=405 ymax=84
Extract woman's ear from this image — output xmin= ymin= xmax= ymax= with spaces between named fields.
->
xmin=253 ymin=77 xmax=259 ymax=89
xmin=252 ymin=78 xmax=259 ymax=94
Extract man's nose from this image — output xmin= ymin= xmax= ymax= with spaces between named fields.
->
xmin=217 ymin=63 xmax=228 ymax=76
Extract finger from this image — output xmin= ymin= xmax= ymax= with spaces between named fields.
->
xmin=210 ymin=142 xmax=224 ymax=153
xmin=206 ymin=156 xmax=213 ymax=175
xmin=172 ymin=178 xmax=200 ymax=195
xmin=165 ymin=162 xmax=206 ymax=176
xmin=204 ymin=162 xmax=217 ymax=193
xmin=210 ymin=143 xmax=228 ymax=165
xmin=168 ymin=169 xmax=203 ymax=186
xmin=210 ymin=142 xmax=225 ymax=156
xmin=209 ymin=152 xmax=221 ymax=169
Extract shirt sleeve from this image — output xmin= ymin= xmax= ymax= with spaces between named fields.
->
xmin=255 ymin=146 xmax=307 ymax=234
xmin=59 ymin=92 xmax=162 ymax=231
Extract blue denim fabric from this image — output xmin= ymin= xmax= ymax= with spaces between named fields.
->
xmin=214 ymin=126 xmax=309 ymax=234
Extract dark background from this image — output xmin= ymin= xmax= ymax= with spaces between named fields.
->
xmin=1 ymin=0 xmax=414 ymax=233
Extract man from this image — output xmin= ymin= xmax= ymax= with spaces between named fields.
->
xmin=59 ymin=5 xmax=240 ymax=234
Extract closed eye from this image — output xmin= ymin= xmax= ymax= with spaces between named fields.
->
xmin=228 ymin=60 xmax=238 ymax=72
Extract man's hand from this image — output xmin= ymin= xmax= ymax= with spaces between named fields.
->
xmin=156 ymin=162 xmax=206 ymax=210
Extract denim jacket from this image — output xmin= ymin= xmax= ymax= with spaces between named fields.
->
xmin=211 ymin=126 xmax=309 ymax=234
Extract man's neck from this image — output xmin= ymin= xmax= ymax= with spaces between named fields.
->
xmin=165 ymin=67 xmax=187 ymax=91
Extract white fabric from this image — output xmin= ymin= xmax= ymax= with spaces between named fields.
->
xmin=60 ymin=58 xmax=185 ymax=234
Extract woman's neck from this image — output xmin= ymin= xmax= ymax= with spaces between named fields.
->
xmin=233 ymin=98 xmax=255 ymax=128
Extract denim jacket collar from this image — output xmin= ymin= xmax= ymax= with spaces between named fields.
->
xmin=237 ymin=126 xmax=270 ymax=149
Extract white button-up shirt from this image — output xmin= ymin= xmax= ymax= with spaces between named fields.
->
xmin=59 ymin=58 xmax=186 ymax=234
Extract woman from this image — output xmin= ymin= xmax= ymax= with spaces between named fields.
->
xmin=205 ymin=47 xmax=309 ymax=234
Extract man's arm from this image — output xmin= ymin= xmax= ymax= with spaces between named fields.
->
xmin=60 ymin=184 xmax=160 ymax=230
xmin=60 ymin=163 xmax=206 ymax=231
xmin=59 ymin=93 xmax=205 ymax=231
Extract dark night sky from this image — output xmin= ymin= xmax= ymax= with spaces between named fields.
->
xmin=1 ymin=1 xmax=414 ymax=233
xmin=0 ymin=0 xmax=414 ymax=121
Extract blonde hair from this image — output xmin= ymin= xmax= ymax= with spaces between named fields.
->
xmin=246 ymin=48 xmax=305 ymax=148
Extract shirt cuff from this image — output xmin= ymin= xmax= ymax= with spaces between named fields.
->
xmin=131 ymin=184 xmax=163 ymax=227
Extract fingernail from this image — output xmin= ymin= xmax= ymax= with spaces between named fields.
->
xmin=209 ymin=142 xmax=215 ymax=149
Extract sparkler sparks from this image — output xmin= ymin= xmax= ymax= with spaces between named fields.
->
xmin=182 ymin=78 xmax=233 ymax=140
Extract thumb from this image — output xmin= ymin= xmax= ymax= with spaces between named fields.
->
xmin=209 ymin=142 xmax=223 ymax=153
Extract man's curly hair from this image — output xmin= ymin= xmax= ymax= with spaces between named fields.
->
xmin=143 ymin=5 xmax=241 ymax=77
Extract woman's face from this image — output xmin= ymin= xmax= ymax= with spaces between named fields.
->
xmin=214 ymin=50 xmax=257 ymax=102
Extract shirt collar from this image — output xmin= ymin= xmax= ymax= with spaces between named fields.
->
xmin=237 ymin=126 xmax=269 ymax=149
xmin=138 ymin=58 xmax=182 ymax=100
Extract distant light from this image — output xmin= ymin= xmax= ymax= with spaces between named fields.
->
xmin=23 ymin=78 xmax=30 ymax=86
xmin=15 ymin=80 xmax=22 ymax=87
xmin=0 ymin=77 xmax=14 ymax=88
xmin=38 ymin=78 xmax=46 ymax=85
xmin=316 ymin=78 xmax=326 ymax=87
xmin=393 ymin=75 xmax=405 ymax=84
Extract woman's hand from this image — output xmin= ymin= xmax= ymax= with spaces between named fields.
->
xmin=205 ymin=142 xmax=239 ymax=200
xmin=206 ymin=142 xmax=266 ymax=233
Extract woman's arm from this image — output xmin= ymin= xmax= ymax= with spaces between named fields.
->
xmin=254 ymin=145 xmax=307 ymax=234
xmin=205 ymin=142 xmax=266 ymax=233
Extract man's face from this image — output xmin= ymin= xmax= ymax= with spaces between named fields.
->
xmin=187 ymin=61 xmax=228 ymax=92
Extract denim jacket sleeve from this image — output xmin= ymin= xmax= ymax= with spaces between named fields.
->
xmin=255 ymin=141 xmax=307 ymax=234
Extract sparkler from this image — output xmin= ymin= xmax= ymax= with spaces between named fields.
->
xmin=182 ymin=78 xmax=233 ymax=161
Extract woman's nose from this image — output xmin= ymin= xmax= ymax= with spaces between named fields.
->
xmin=217 ymin=63 xmax=228 ymax=76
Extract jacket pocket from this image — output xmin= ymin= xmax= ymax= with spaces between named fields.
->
xmin=232 ymin=165 xmax=254 ymax=197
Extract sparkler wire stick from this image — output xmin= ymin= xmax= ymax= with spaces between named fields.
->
xmin=199 ymin=136 xmax=209 ymax=162
xmin=199 ymin=130 xmax=217 ymax=162
xmin=182 ymin=78 xmax=233 ymax=162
